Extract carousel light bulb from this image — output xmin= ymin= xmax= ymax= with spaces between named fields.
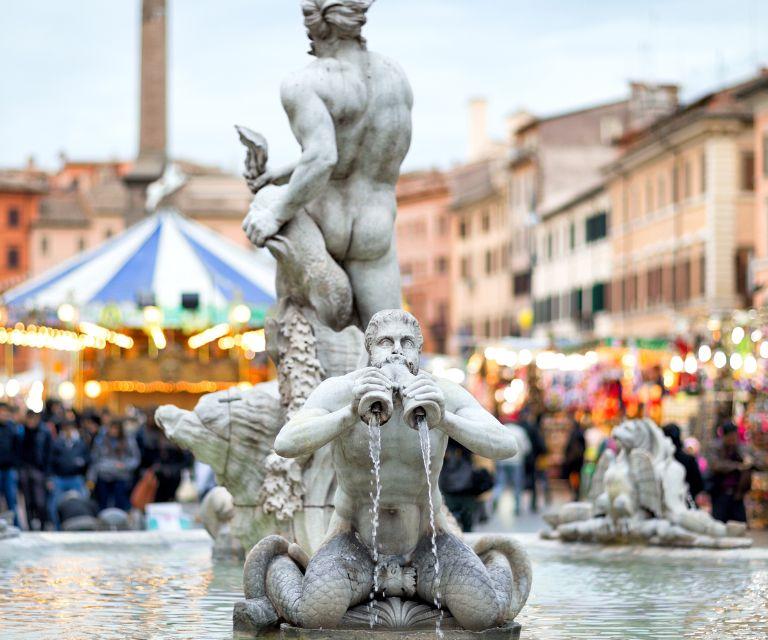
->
xmin=698 ymin=344 xmax=712 ymax=363
xmin=730 ymin=352 xmax=743 ymax=370
xmin=751 ymin=329 xmax=763 ymax=343
xmin=761 ymin=341 xmax=768 ymax=360
xmin=143 ymin=306 xmax=163 ymax=325
xmin=230 ymin=304 xmax=251 ymax=325
xmin=713 ymin=351 xmax=727 ymax=369
xmin=670 ymin=355 xmax=684 ymax=373
xmin=731 ymin=326 xmax=745 ymax=345
xmin=518 ymin=349 xmax=533 ymax=366
xmin=684 ymin=354 xmax=698 ymax=375
xmin=57 ymin=381 xmax=76 ymax=401
xmin=744 ymin=354 xmax=758 ymax=375
xmin=84 ymin=380 xmax=102 ymax=399
xmin=57 ymin=303 xmax=78 ymax=324
xmin=5 ymin=379 xmax=20 ymax=398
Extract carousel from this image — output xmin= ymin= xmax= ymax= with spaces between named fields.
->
xmin=0 ymin=209 xmax=276 ymax=411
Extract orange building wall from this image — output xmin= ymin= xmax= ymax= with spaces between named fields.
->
xmin=0 ymin=191 xmax=42 ymax=291
xmin=396 ymin=172 xmax=453 ymax=353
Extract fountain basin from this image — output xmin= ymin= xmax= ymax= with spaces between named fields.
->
xmin=1 ymin=531 xmax=767 ymax=639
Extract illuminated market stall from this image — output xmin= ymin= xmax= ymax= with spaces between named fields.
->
xmin=0 ymin=209 xmax=276 ymax=411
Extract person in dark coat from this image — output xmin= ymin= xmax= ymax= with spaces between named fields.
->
xmin=136 ymin=410 xmax=191 ymax=503
xmin=18 ymin=410 xmax=53 ymax=530
xmin=562 ymin=415 xmax=586 ymax=501
xmin=89 ymin=419 xmax=140 ymax=512
xmin=708 ymin=421 xmax=753 ymax=524
xmin=48 ymin=419 xmax=90 ymax=529
xmin=439 ymin=439 xmax=479 ymax=532
xmin=663 ymin=423 xmax=704 ymax=502
xmin=0 ymin=402 xmax=22 ymax=526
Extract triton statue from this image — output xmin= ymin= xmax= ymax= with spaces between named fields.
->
xmin=235 ymin=310 xmax=532 ymax=633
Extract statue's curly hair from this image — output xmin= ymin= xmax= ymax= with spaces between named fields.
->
xmin=364 ymin=309 xmax=424 ymax=354
xmin=301 ymin=0 xmax=374 ymax=55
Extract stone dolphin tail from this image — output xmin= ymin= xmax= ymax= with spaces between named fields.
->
xmin=473 ymin=535 xmax=533 ymax=621
xmin=266 ymin=209 xmax=355 ymax=332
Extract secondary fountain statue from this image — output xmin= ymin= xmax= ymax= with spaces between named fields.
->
xmin=235 ymin=310 xmax=531 ymax=638
xmin=542 ymin=419 xmax=752 ymax=548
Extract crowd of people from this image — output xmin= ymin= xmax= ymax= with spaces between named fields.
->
xmin=0 ymin=400 xmax=193 ymax=531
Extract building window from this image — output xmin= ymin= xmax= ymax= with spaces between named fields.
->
xmin=7 ymin=246 xmax=20 ymax=269
xmin=700 ymin=151 xmax=707 ymax=194
xmin=657 ymin=174 xmax=666 ymax=209
xmin=585 ymin=211 xmax=608 ymax=243
xmin=460 ymin=256 xmax=471 ymax=279
xmin=40 ymin=236 xmax=48 ymax=256
xmin=547 ymin=233 xmax=553 ymax=260
xmin=484 ymin=250 xmax=493 ymax=274
xmin=77 ymin=237 xmax=86 ymax=252
xmin=645 ymin=178 xmax=653 ymax=214
xmin=742 ymin=152 xmax=755 ymax=191
xmin=764 ymin=133 xmax=768 ymax=177
xmin=481 ymin=210 xmax=490 ymax=232
xmin=592 ymin=283 xmax=606 ymax=313
xmin=513 ymin=271 xmax=531 ymax=296
xmin=683 ymin=161 xmax=691 ymax=199
xmin=569 ymin=222 xmax=575 ymax=250
xmin=459 ymin=217 xmax=469 ymax=238
xmin=672 ymin=165 xmax=679 ymax=203
xmin=7 ymin=207 xmax=20 ymax=228
xmin=435 ymin=256 xmax=448 ymax=274
xmin=105 ymin=228 xmax=114 ymax=240
xmin=699 ymin=254 xmax=706 ymax=296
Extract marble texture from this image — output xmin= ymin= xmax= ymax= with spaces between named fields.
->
xmin=237 ymin=310 xmax=532 ymax=633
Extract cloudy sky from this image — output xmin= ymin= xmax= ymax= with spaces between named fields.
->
xmin=1 ymin=0 xmax=766 ymax=174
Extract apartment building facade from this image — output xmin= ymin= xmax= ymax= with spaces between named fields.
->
xmin=532 ymin=184 xmax=613 ymax=340
xmin=395 ymin=170 xmax=453 ymax=353
xmin=607 ymin=75 xmax=768 ymax=338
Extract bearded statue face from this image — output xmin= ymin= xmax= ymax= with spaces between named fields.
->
xmin=366 ymin=320 xmax=421 ymax=375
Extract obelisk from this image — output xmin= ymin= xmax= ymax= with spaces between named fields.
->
xmin=124 ymin=0 xmax=167 ymax=226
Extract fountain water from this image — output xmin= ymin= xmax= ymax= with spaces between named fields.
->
xmin=416 ymin=410 xmax=443 ymax=640
xmin=367 ymin=409 xmax=383 ymax=627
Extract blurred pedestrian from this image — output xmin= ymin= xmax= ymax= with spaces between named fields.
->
xmin=663 ymin=423 xmax=704 ymax=503
xmin=19 ymin=410 xmax=52 ymax=530
xmin=520 ymin=408 xmax=548 ymax=513
xmin=136 ymin=410 xmax=191 ymax=503
xmin=708 ymin=421 xmax=753 ymax=524
xmin=0 ymin=402 xmax=22 ymax=526
xmin=440 ymin=439 xmax=479 ymax=531
xmin=79 ymin=410 xmax=102 ymax=450
xmin=492 ymin=420 xmax=530 ymax=516
xmin=90 ymin=419 xmax=140 ymax=512
xmin=48 ymin=419 xmax=90 ymax=529
xmin=562 ymin=415 xmax=586 ymax=501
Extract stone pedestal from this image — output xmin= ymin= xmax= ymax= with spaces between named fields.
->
xmin=280 ymin=622 xmax=521 ymax=640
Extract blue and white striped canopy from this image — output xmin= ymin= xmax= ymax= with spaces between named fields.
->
xmin=4 ymin=210 xmax=276 ymax=327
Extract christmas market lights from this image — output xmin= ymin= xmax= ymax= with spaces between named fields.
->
xmin=78 ymin=321 xmax=134 ymax=349
xmin=188 ymin=323 xmax=231 ymax=349
xmin=0 ymin=323 xmax=105 ymax=352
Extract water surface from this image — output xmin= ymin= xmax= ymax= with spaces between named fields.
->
xmin=0 ymin=534 xmax=766 ymax=639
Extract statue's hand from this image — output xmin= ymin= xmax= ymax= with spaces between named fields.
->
xmin=243 ymin=202 xmax=283 ymax=247
xmin=402 ymin=372 xmax=445 ymax=428
xmin=352 ymin=367 xmax=393 ymax=422
xmin=244 ymin=169 xmax=275 ymax=194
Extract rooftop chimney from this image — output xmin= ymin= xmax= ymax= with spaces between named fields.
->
xmin=124 ymin=0 xmax=168 ymax=225
xmin=468 ymin=98 xmax=489 ymax=162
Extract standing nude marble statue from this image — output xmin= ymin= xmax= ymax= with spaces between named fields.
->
xmin=236 ymin=311 xmax=532 ymax=633
xmin=242 ymin=0 xmax=411 ymax=329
